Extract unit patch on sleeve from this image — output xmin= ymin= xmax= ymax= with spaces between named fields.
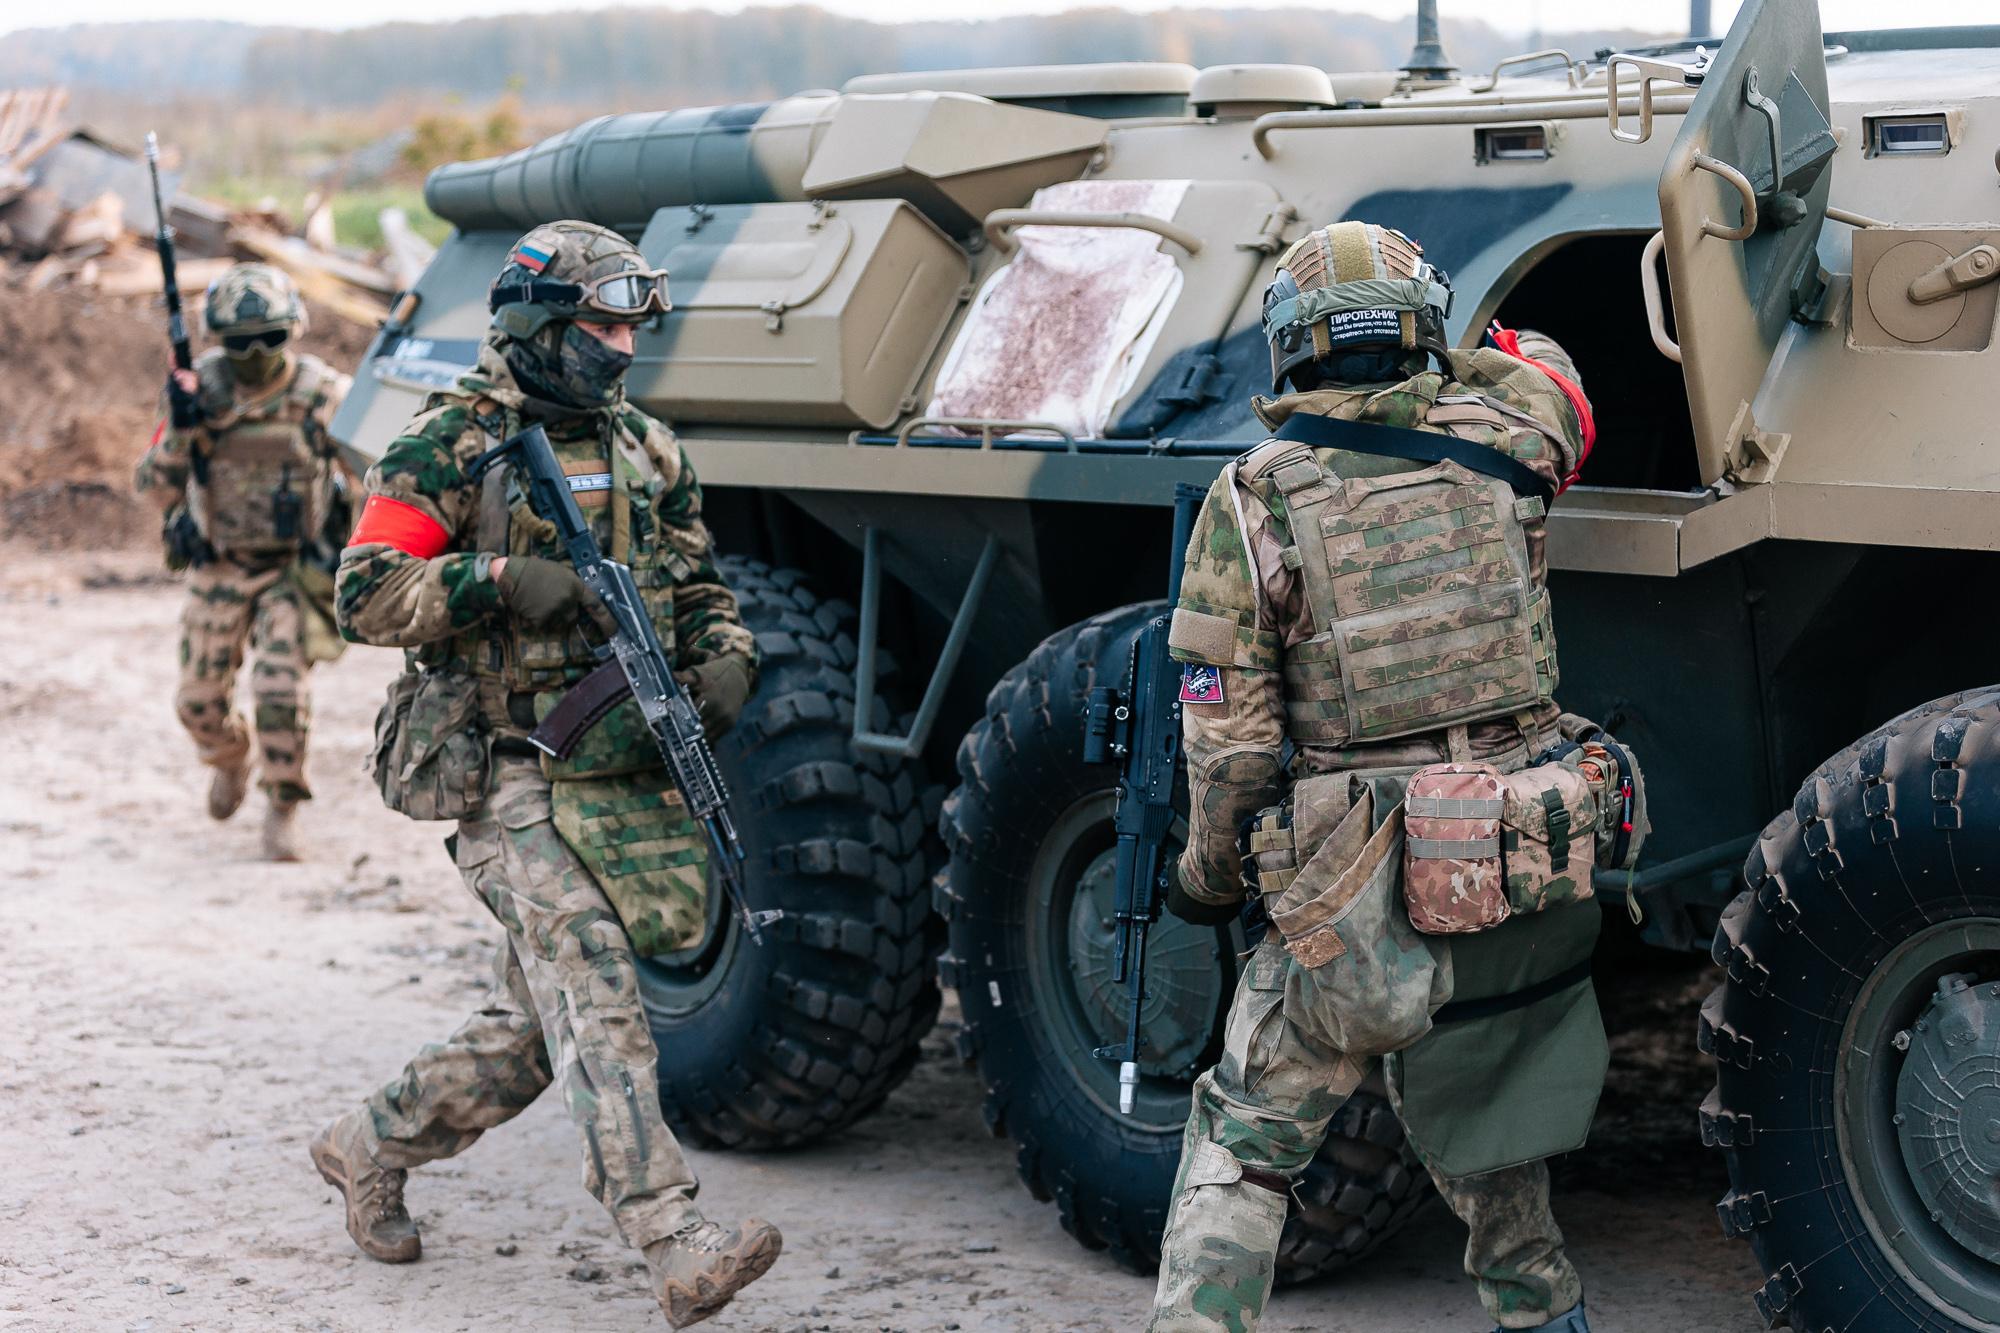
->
xmin=1178 ymin=663 xmax=1226 ymax=705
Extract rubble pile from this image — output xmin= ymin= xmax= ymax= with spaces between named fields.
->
xmin=0 ymin=86 xmax=434 ymax=325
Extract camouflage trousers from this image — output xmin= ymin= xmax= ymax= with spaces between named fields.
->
xmin=1149 ymin=938 xmax=1582 ymax=1333
xmin=175 ymin=563 xmax=312 ymax=802
xmin=359 ymin=756 xmax=699 ymax=1249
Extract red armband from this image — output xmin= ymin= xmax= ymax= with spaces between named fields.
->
xmin=1487 ymin=321 xmax=1596 ymax=494
xmin=347 ymin=494 xmax=451 ymax=559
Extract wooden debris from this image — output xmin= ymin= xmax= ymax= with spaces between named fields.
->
xmin=0 ymin=84 xmax=400 ymax=327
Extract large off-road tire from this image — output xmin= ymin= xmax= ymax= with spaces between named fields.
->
xmin=1705 ymin=686 xmax=2000 ymax=1330
xmin=939 ymin=603 xmax=1431 ymax=1278
xmin=636 ymin=558 xmax=941 ymax=1150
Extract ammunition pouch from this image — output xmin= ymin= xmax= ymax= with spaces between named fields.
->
xmin=162 ymin=504 xmax=214 ymax=572
xmin=371 ymin=665 xmax=492 ymax=821
xmin=1244 ymin=771 xmax=1450 ymax=1058
xmin=284 ymin=560 xmax=347 ymax=666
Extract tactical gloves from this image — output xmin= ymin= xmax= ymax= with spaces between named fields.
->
xmin=166 ymin=373 xmax=203 ymax=429
xmin=677 ymin=653 xmax=754 ymax=742
xmin=1165 ymin=861 xmax=1240 ymax=927
xmin=499 ymin=555 xmax=598 ymax=631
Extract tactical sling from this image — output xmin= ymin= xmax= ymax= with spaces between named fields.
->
xmin=1272 ymin=412 xmax=1555 ymax=507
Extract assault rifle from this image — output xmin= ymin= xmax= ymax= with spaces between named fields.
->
xmin=1082 ymin=481 xmax=1205 ymax=1115
xmin=147 ymin=132 xmax=216 ymax=571
xmin=144 ymin=132 xmax=204 ymax=485
xmin=468 ymin=424 xmax=778 ymax=944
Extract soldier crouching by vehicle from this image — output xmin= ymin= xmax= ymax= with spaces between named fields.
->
xmin=1150 ymin=221 xmax=1646 ymax=1333
xmin=308 ymin=220 xmax=778 ymax=1328
xmin=133 ymin=263 xmax=351 ymax=861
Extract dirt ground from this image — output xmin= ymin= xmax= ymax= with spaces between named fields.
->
xmin=0 ymin=282 xmax=1765 ymax=1332
xmin=0 ymin=540 xmax=1767 ymax=1333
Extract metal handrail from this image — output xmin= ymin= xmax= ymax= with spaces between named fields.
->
xmin=983 ymin=209 xmax=1204 ymax=256
xmin=1604 ymin=53 xmax=1706 ymax=145
xmin=1252 ymin=93 xmax=1697 ymax=158
xmin=1639 ymin=230 xmax=1682 ymax=364
xmin=891 ymin=416 xmax=1076 ymax=449
xmin=1469 ymin=48 xmax=1583 ymax=94
xmin=1691 ymin=151 xmax=1758 ymax=242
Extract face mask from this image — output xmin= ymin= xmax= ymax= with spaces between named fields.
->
xmin=227 ymin=345 xmax=289 ymax=387
xmin=503 ymin=321 xmax=632 ymax=410
xmin=555 ymin=322 xmax=634 ymax=406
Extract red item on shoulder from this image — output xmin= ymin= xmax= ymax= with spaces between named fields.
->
xmin=348 ymin=494 xmax=451 ymax=559
xmin=1487 ymin=321 xmax=1596 ymax=494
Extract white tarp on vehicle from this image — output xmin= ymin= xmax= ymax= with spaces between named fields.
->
xmin=927 ymin=178 xmax=1189 ymax=440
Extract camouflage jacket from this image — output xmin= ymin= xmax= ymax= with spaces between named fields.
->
xmin=1170 ymin=331 xmax=1588 ymax=905
xmin=133 ymin=349 xmax=350 ymax=561
xmin=336 ymin=337 xmax=755 ymax=734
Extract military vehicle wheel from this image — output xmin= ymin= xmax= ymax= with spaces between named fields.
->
xmin=634 ymin=558 xmax=941 ymax=1150
xmin=940 ymin=603 xmax=1431 ymax=1278
xmin=1705 ymin=686 xmax=2000 ymax=1330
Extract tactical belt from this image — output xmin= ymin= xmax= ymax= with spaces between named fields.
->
xmin=1431 ymin=958 xmax=1594 ymax=1026
xmin=1273 ymin=413 xmax=1555 ymax=507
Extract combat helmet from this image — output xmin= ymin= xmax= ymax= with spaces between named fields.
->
xmin=1261 ymin=221 xmax=1453 ymax=393
xmin=205 ymin=262 xmax=305 ymax=385
xmin=487 ymin=220 xmax=670 ymax=408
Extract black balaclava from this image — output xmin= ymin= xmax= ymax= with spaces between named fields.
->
xmin=504 ymin=320 xmax=633 ymax=410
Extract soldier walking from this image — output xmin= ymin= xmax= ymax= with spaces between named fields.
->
xmin=309 ymin=221 xmax=777 ymax=1328
xmin=1149 ymin=222 xmax=1601 ymax=1332
xmin=134 ymin=263 xmax=351 ymax=861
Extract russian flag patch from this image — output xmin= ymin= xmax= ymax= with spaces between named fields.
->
xmin=513 ymin=242 xmax=553 ymax=274
xmin=1178 ymin=663 xmax=1225 ymax=705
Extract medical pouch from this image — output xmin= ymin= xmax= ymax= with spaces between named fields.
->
xmin=1404 ymin=760 xmax=1597 ymax=934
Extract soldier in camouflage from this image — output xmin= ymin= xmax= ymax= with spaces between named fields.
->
xmin=1149 ymin=222 xmax=1596 ymax=1333
xmin=307 ymin=221 xmax=779 ymax=1328
xmin=133 ymin=263 xmax=351 ymax=861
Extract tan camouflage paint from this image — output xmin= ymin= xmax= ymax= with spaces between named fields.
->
xmin=359 ymin=755 xmax=701 ymax=1249
xmin=1155 ymin=333 xmax=1588 ymax=1330
xmin=174 ymin=563 xmax=313 ymax=802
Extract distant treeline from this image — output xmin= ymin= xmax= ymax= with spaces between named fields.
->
xmin=3 ymin=7 xmax=1670 ymax=108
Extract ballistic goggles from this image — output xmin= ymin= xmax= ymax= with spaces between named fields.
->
xmin=222 ymin=328 xmax=290 ymax=353
xmin=488 ymin=268 xmax=673 ymax=323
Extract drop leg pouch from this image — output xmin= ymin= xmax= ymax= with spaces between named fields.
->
xmin=549 ymin=770 xmax=710 ymax=958
xmin=1258 ymin=773 xmax=1451 ymax=1060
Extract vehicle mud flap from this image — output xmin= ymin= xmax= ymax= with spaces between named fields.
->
xmin=1384 ymin=901 xmax=1605 ymax=1178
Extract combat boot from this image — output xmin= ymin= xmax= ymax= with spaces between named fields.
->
xmin=644 ymin=1217 xmax=782 ymax=1328
xmin=207 ymin=760 xmax=249 ymax=821
xmin=262 ymin=800 xmax=300 ymax=862
xmin=309 ymin=1113 xmax=420 ymax=1263
xmin=1495 ymin=1301 xmax=1590 ymax=1333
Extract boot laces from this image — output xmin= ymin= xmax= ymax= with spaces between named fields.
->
xmin=360 ymin=1166 xmax=410 ymax=1224
xmin=667 ymin=1219 xmax=733 ymax=1254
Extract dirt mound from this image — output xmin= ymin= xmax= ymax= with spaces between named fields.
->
xmin=0 ymin=280 xmax=374 ymax=550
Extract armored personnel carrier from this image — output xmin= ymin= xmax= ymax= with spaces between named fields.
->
xmin=333 ymin=1 xmax=2000 ymax=1324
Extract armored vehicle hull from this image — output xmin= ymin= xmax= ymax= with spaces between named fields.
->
xmin=335 ymin=3 xmax=2000 ymax=1321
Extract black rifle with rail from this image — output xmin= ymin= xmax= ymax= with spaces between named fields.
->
xmin=1082 ymin=481 xmax=1205 ymax=1115
xmin=146 ymin=130 xmax=215 ymax=570
xmin=468 ymin=424 xmax=778 ymax=944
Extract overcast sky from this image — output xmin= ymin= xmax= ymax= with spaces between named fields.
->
xmin=1 ymin=0 xmax=1994 ymax=36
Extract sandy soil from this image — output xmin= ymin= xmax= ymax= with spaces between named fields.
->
xmin=0 ymin=545 xmax=1767 ymax=1333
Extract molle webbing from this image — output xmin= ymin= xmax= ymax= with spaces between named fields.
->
xmin=1254 ymin=440 xmax=1553 ymax=748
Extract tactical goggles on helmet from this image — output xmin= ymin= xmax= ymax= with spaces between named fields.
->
xmin=222 ymin=328 xmax=289 ymax=353
xmin=488 ymin=269 xmax=673 ymax=322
